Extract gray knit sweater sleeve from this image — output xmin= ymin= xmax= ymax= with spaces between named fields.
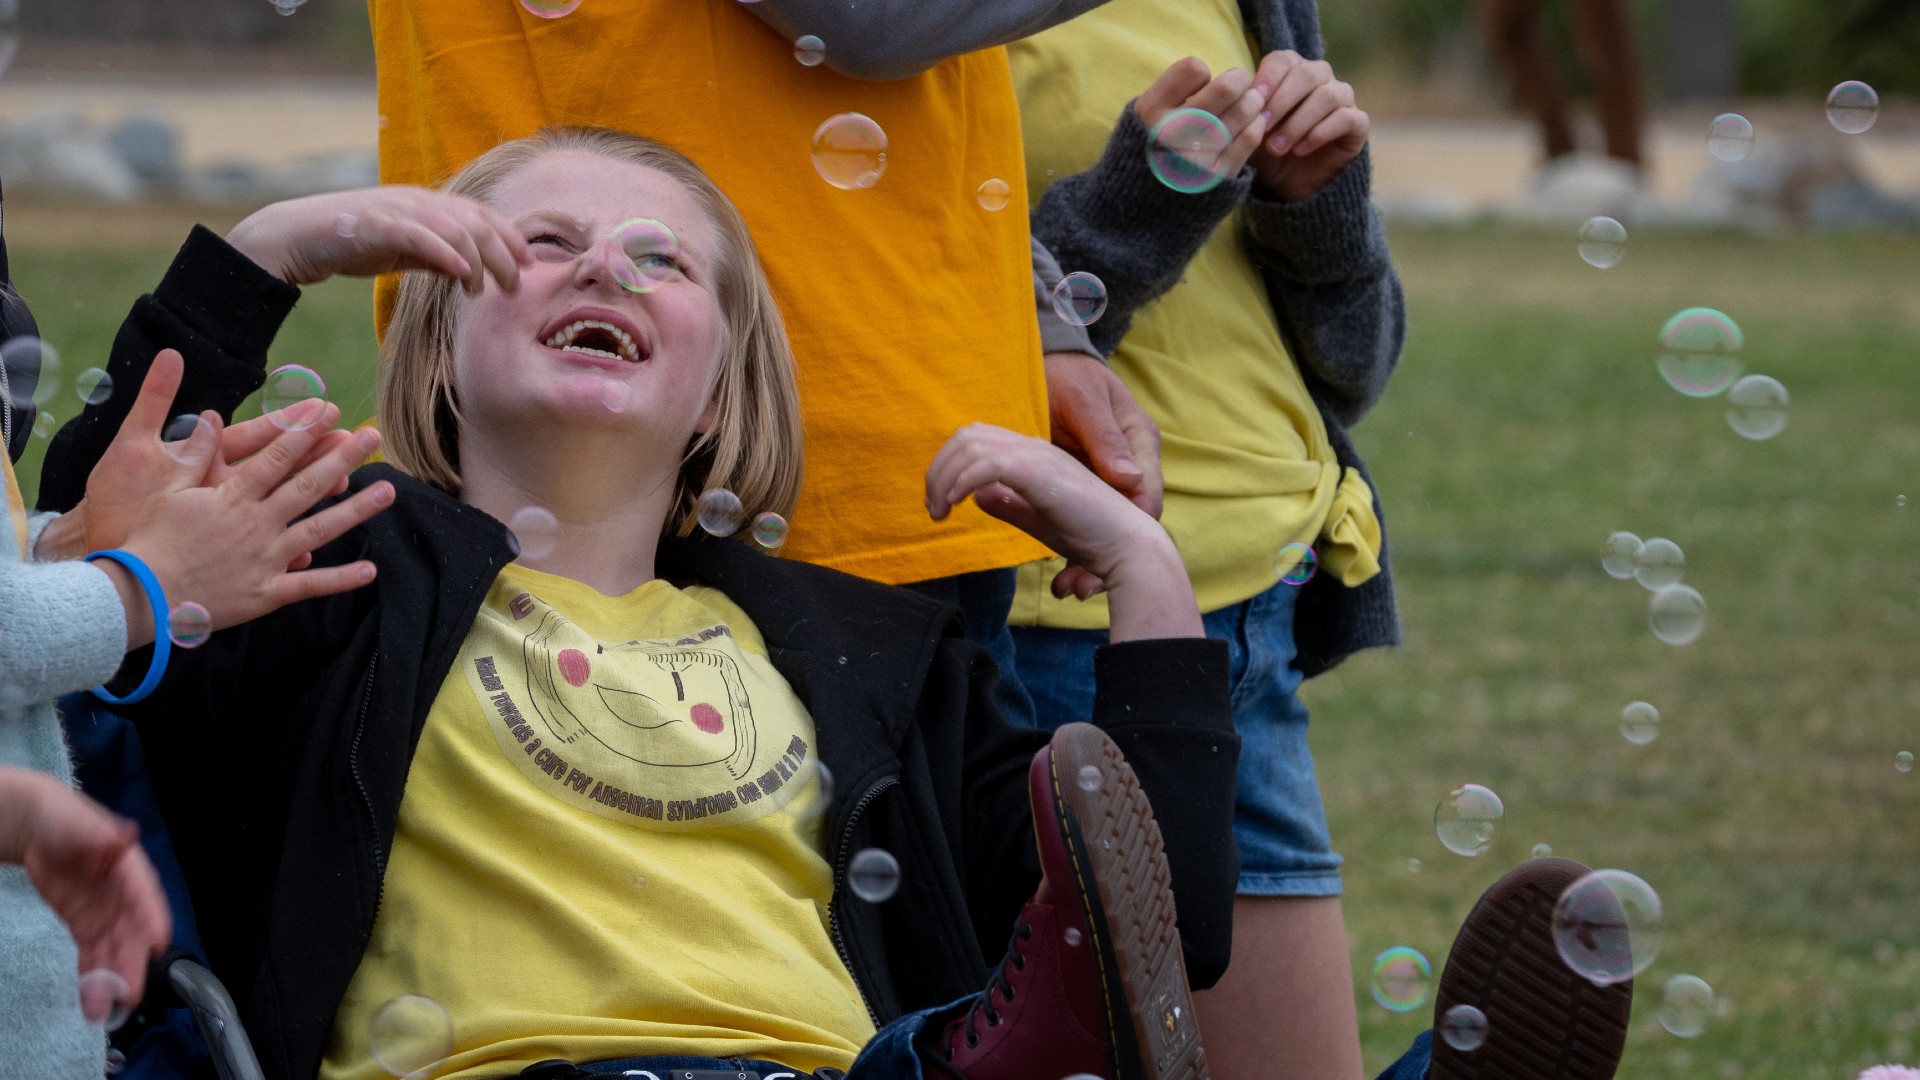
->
xmin=1031 ymin=234 xmax=1099 ymax=357
xmin=0 ymin=510 xmax=126 ymax=711
xmin=744 ymin=0 xmax=1110 ymax=81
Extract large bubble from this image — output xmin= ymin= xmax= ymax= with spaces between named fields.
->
xmin=1657 ymin=308 xmax=1743 ymax=398
xmin=812 ymin=113 xmax=887 ymax=191
xmin=1434 ymin=784 xmax=1503 ymax=856
xmin=1551 ymin=869 xmax=1663 ymax=985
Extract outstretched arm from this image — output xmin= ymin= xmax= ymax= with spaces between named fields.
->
xmin=743 ymin=0 xmax=1111 ymax=81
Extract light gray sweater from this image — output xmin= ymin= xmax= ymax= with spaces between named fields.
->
xmin=0 ymin=505 xmax=125 ymax=1077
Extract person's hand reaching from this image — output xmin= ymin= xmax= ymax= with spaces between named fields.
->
xmin=1044 ymin=352 xmax=1164 ymax=521
xmin=1246 ymin=50 xmax=1370 ymax=204
xmin=226 ymin=185 xmax=531 ymax=295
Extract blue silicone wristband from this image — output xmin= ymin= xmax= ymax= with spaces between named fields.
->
xmin=84 ymin=549 xmax=172 ymax=707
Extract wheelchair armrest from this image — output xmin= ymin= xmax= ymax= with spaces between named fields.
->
xmin=148 ymin=949 xmax=267 ymax=1080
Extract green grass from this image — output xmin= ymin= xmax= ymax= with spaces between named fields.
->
xmin=7 ymin=211 xmax=1918 ymax=1076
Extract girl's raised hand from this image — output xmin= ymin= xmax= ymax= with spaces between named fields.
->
xmin=1247 ymin=50 xmax=1369 ymax=203
xmin=1133 ymin=56 xmax=1272 ymax=184
xmin=226 ymin=186 xmax=530 ymax=295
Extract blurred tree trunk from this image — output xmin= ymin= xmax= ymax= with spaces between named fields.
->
xmin=1662 ymin=0 xmax=1736 ymax=101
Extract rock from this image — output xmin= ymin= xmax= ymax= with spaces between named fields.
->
xmin=0 ymin=104 xmax=143 ymax=200
xmin=107 ymin=114 xmax=182 ymax=187
xmin=183 ymin=161 xmax=265 ymax=203
xmin=1680 ymin=133 xmax=1920 ymax=231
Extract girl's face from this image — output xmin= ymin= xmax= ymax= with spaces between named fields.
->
xmin=452 ymin=150 xmax=728 ymax=459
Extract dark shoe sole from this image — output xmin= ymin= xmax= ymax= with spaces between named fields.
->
xmin=1047 ymin=723 xmax=1208 ymax=1080
xmin=1429 ymin=857 xmax=1633 ymax=1080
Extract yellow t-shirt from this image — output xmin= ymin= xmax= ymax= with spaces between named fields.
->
xmin=368 ymin=0 xmax=1050 ymax=585
xmin=319 ymin=565 xmax=874 ymax=1080
xmin=1006 ymin=0 xmax=1382 ymax=629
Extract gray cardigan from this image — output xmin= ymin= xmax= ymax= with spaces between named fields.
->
xmin=1027 ymin=0 xmax=1406 ymax=677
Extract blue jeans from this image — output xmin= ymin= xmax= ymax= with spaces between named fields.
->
xmin=1375 ymin=1029 xmax=1433 ymax=1080
xmin=576 ymin=996 xmax=962 ymax=1079
xmin=902 ymin=567 xmax=1036 ymax=730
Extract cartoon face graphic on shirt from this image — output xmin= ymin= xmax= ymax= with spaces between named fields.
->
xmin=521 ymin=608 xmax=758 ymax=782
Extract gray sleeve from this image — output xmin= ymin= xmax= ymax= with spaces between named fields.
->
xmin=1031 ymin=234 xmax=1098 ymax=358
xmin=1241 ymin=148 xmax=1406 ymax=426
xmin=743 ymin=0 xmax=1111 ymax=81
xmin=0 ymin=522 xmax=127 ymax=710
xmin=1029 ymin=105 xmax=1252 ymax=356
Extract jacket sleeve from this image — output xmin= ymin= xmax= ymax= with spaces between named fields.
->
xmin=959 ymin=637 xmax=1239 ymax=989
xmin=0 ymin=517 xmax=127 ymax=709
xmin=36 ymin=225 xmax=297 ymax=513
xmin=1032 ymin=234 xmax=1099 ymax=359
xmin=1028 ymin=106 xmax=1253 ymax=357
xmin=742 ymin=0 xmax=1110 ymax=81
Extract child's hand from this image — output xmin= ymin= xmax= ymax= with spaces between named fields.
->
xmin=226 ymin=186 xmax=530 ymax=295
xmin=14 ymin=771 xmax=171 ymax=1018
xmin=1246 ymin=51 xmax=1369 ymax=203
xmin=1132 ymin=57 xmax=1272 ymax=183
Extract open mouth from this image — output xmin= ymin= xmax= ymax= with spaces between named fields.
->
xmin=544 ymin=319 xmax=644 ymax=364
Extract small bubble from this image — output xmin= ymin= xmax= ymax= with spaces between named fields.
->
xmin=1277 ymin=541 xmax=1318 ymax=586
xmin=1659 ymin=974 xmax=1715 ymax=1037
xmin=1434 ymin=784 xmax=1502 ymax=856
xmin=1658 ymin=308 xmax=1743 ymax=398
xmin=1147 ymin=108 xmax=1232 ymax=194
xmin=1826 ymin=81 xmax=1879 ymax=134
xmin=1063 ymin=926 xmax=1083 ymax=947
xmin=31 ymin=410 xmax=54 ymax=438
xmin=105 ymin=1048 xmax=126 ymax=1075
xmin=811 ymin=113 xmax=887 ymax=190
xmin=1369 ymin=947 xmax=1431 ymax=1012
xmin=1576 ymin=216 xmax=1626 ymax=269
xmin=74 ymin=367 xmax=113 ymax=407
xmin=77 ymin=968 xmax=131 ymax=1032
xmin=334 ymin=212 xmax=357 ymax=239
xmin=1620 ymin=701 xmax=1661 ymax=746
xmin=1706 ymin=114 xmax=1755 ymax=162
xmin=1076 ymin=764 xmax=1101 ymax=792
xmin=1 ymin=336 xmax=61 ymax=410
xmin=1051 ymin=272 xmax=1108 ymax=327
xmin=1633 ymin=538 xmax=1686 ymax=591
xmin=976 ymin=178 xmax=1011 ymax=211
xmin=1601 ymin=531 xmax=1643 ymax=580
xmin=607 ymin=217 xmax=680 ymax=294
xmin=506 ymin=506 xmax=560 ymax=561
xmin=368 ymin=994 xmax=454 ymax=1077
xmin=1552 ymin=868 xmax=1663 ymax=985
xmin=261 ymin=365 xmax=327 ymax=431
xmin=1440 ymin=1004 xmax=1489 ymax=1051
xmin=518 ymin=0 xmax=581 ymax=17
xmin=848 ymin=848 xmax=900 ymax=903
xmin=162 ymin=414 xmax=212 ymax=465
xmin=168 ymin=602 xmax=213 ymax=648
xmin=696 ymin=489 xmax=746 ymax=537
xmin=1898 ymin=495 xmax=1908 ymax=508
xmin=1407 ymin=857 xmax=1422 ymax=874
xmin=1897 ymin=751 xmax=1913 ymax=774
xmin=1532 ymin=842 xmax=1554 ymax=859
xmin=793 ymin=34 xmax=826 ymax=66
xmin=750 ymin=512 xmax=789 ymax=550
xmin=1724 ymin=374 xmax=1789 ymax=441
xmin=1649 ymin=585 xmax=1708 ymax=646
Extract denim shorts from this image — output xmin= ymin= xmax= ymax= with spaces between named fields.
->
xmin=1008 ymin=579 xmax=1343 ymax=897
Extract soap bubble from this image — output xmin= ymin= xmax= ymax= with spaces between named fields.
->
xmin=1063 ymin=926 xmax=1083 ymax=947
xmin=1896 ymin=751 xmax=1913 ymax=774
xmin=1277 ymin=542 xmax=1318 ymax=586
xmin=1724 ymin=374 xmax=1788 ymax=441
xmin=608 ymin=217 xmax=680 ymax=294
xmin=1369 ymin=947 xmax=1432 ymax=1012
xmin=334 ymin=213 xmax=358 ymax=239
xmin=1620 ymin=701 xmax=1660 ymax=746
xmin=1531 ymin=843 xmax=1554 ymax=859
xmin=1439 ymin=1004 xmax=1489 ymax=1051
xmin=750 ymin=512 xmax=788 ymax=550
xmin=1657 ymin=308 xmax=1743 ymax=398
xmin=795 ymin=761 xmax=834 ymax=822
xmin=1147 ymin=108 xmax=1232 ymax=194
xmin=1076 ymin=764 xmax=1101 ymax=792
xmin=1434 ymin=784 xmax=1503 ymax=857
xmin=977 ymin=179 xmax=1011 ymax=212
xmin=77 ymin=968 xmax=132 ymax=1032
xmin=506 ymin=506 xmax=560 ymax=561
xmin=1576 ymin=216 xmax=1626 ymax=269
xmin=811 ymin=113 xmax=887 ymax=191
xmin=261 ymin=365 xmax=327 ymax=431
xmin=1705 ymin=114 xmax=1754 ymax=162
xmin=848 ymin=848 xmax=900 ymax=902
xmin=1826 ymin=81 xmax=1879 ymax=135
xmin=1658 ymin=974 xmax=1715 ymax=1037
xmin=1051 ymin=272 xmax=1108 ymax=327
xmin=1633 ymin=537 xmax=1686 ymax=591
xmin=270 ymin=0 xmax=305 ymax=14
xmin=162 ymin=414 xmax=213 ymax=466
xmin=696 ymin=489 xmax=746 ymax=537
xmin=794 ymin=34 xmax=826 ymax=66
xmin=1407 ymin=858 xmax=1422 ymax=874
xmin=1552 ymin=868 xmax=1662 ymax=985
xmin=368 ymin=994 xmax=454 ymax=1077
xmin=32 ymin=411 xmax=54 ymax=438
xmin=519 ymin=0 xmax=581 ymax=17
xmin=1649 ymin=585 xmax=1707 ymax=646
xmin=74 ymin=367 xmax=113 ymax=407
xmin=169 ymin=602 xmax=213 ymax=648
xmin=599 ymin=380 xmax=631 ymax=413
xmin=1601 ymin=531 xmax=1643 ymax=580
xmin=2 ymin=336 xmax=60 ymax=409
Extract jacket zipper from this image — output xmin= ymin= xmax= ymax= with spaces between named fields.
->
xmin=347 ymin=651 xmax=386 ymax=918
xmin=829 ymin=775 xmax=897 ymax=1029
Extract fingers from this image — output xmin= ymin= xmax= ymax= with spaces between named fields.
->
xmin=1135 ymin=57 xmax=1212 ymax=127
xmin=224 ymin=403 xmax=338 ymax=502
xmin=118 ymin=350 xmax=185 ymax=437
xmin=1110 ymin=384 xmax=1165 ymax=520
xmin=1262 ymin=57 xmax=1344 ymax=154
xmin=470 ymin=203 xmax=530 ymax=294
xmin=1050 ymin=564 xmax=1108 ymax=601
xmin=1292 ymin=104 xmax=1370 ymax=159
xmin=926 ymin=422 xmax=1029 ymax=520
xmin=275 ymin=479 xmax=394 ymax=566
xmin=394 ymin=217 xmax=477 ymax=286
xmin=219 ymin=412 xmax=294 ymax=464
xmin=261 ymin=426 xmax=382 ymax=523
xmin=1269 ymin=79 xmax=1358 ymax=157
xmin=268 ymin=560 xmax=379 ymax=608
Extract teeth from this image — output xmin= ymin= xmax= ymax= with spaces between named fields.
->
xmin=543 ymin=319 xmax=641 ymax=362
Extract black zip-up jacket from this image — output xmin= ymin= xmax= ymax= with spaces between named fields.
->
xmin=41 ymin=228 xmax=1242 ymax=1080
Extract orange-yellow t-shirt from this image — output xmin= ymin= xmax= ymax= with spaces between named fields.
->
xmin=369 ymin=0 xmax=1051 ymax=584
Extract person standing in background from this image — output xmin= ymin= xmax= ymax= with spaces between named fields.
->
xmin=1478 ymin=0 xmax=1645 ymax=169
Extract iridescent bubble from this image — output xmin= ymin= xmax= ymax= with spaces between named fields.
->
xmin=1657 ymin=308 xmax=1744 ymax=398
xmin=1620 ymin=701 xmax=1661 ymax=746
xmin=811 ymin=113 xmax=887 ymax=191
xmin=1531 ymin=843 xmax=1554 ymax=859
xmin=1440 ymin=1004 xmax=1489 ymax=1051
xmin=1076 ymin=764 xmax=1101 ymax=792
xmin=1277 ymin=542 xmax=1318 ymax=586
xmin=608 ymin=217 xmax=680 ymax=294
xmin=1724 ymin=374 xmax=1788 ymax=441
xmin=1434 ymin=784 xmax=1503 ymax=857
xmin=1063 ymin=926 xmax=1083 ymax=947
xmin=77 ymin=968 xmax=132 ymax=1032
xmin=1577 ymin=216 xmax=1626 ymax=269
xmin=1649 ymin=585 xmax=1707 ymax=646
xmin=261 ymin=365 xmax=327 ymax=431
xmin=1633 ymin=537 xmax=1686 ymax=591
xmin=368 ymin=994 xmax=454 ymax=1077
xmin=162 ymin=414 xmax=213 ymax=466
xmin=169 ymin=602 xmax=213 ymax=649
xmin=1896 ymin=751 xmax=1913 ymax=774
xmin=793 ymin=34 xmax=826 ymax=67
xmin=1705 ymin=114 xmax=1755 ymax=163
xmin=696 ymin=489 xmax=746 ymax=537
xmin=848 ymin=848 xmax=900 ymax=903
xmin=976 ymin=179 xmax=1011 ymax=212
xmin=2 ymin=336 xmax=61 ymax=409
xmin=519 ymin=0 xmax=581 ymax=18
xmin=1369 ymin=947 xmax=1432 ymax=1012
xmin=1658 ymin=974 xmax=1715 ymax=1037
xmin=1601 ymin=531 xmax=1643 ymax=581
xmin=1051 ymin=272 xmax=1108 ymax=327
xmin=334 ymin=213 xmax=358 ymax=239
xmin=1552 ymin=868 xmax=1663 ymax=985
xmin=74 ymin=367 xmax=113 ymax=407
xmin=506 ymin=506 xmax=560 ymax=561
xmin=598 ymin=380 xmax=631 ymax=413
xmin=1147 ymin=108 xmax=1232 ymax=194
xmin=32 ymin=410 xmax=54 ymax=439
xmin=750 ymin=511 xmax=788 ymax=550
xmin=270 ymin=0 xmax=305 ymax=14
xmin=1826 ymin=81 xmax=1879 ymax=135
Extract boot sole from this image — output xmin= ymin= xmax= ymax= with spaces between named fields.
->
xmin=1430 ymin=856 xmax=1633 ymax=1080
xmin=1047 ymin=723 xmax=1208 ymax=1080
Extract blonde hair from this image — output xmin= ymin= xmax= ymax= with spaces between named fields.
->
xmin=378 ymin=127 xmax=804 ymax=537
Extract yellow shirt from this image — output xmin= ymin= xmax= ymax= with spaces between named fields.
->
xmin=1006 ymin=0 xmax=1381 ymax=629
xmin=369 ymin=0 xmax=1050 ymax=584
xmin=319 ymin=565 xmax=874 ymax=1080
